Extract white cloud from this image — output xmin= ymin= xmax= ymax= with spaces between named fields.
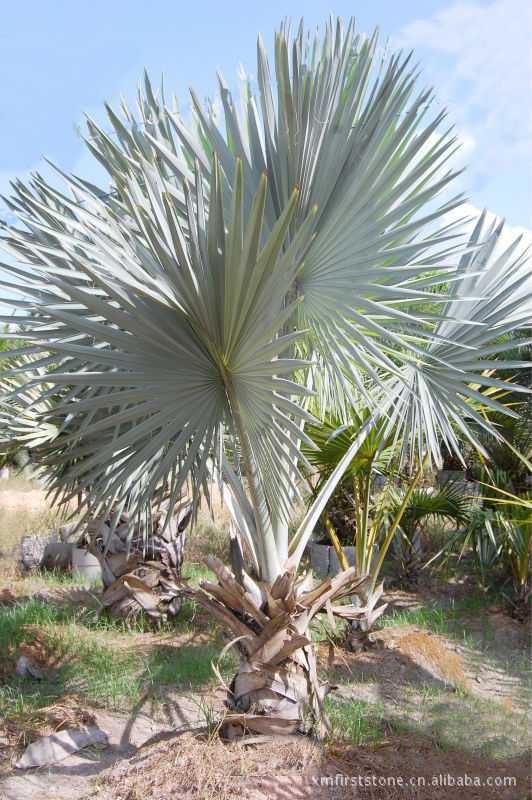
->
xmin=394 ymin=0 xmax=532 ymax=185
xmin=443 ymin=202 xmax=532 ymax=258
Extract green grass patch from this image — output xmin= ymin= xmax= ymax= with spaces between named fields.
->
xmin=381 ymin=604 xmax=453 ymax=633
xmin=0 ymin=595 xmax=236 ymax=737
xmin=143 ymin=644 xmax=236 ymax=692
xmin=24 ymin=567 xmax=103 ymax=589
xmin=0 ymin=595 xmax=131 ymax=638
xmin=324 ymin=698 xmax=385 ymax=746
xmin=181 ymin=560 xmax=214 ymax=584
xmin=310 ymin=613 xmax=348 ymax=643
xmin=380 ymin=593 xmax=502 ymax=647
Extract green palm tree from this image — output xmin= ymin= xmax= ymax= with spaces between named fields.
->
xmin=386 ymin=482 xmax=471 ymax=573
xmin=1 ymin=17 xmax=530 ymax=738
xmin=302 ymin=405 xmax=397 ymax=579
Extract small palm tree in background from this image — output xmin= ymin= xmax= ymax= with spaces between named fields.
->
xmin=431 ymin=448 xmax=532 ymax=612
xmin=386 ymin=482 xmax=471 ymax=581
xmin=0 ymin=17 xmax=530 ymax=738
xmin=302 ymin=408 xmax=473 ymax=622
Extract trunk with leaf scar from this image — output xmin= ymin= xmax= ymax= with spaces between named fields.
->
xmin=172 ymin=554 xmax=372 ymax=740
xmin=88 ymin=491 xmax=192 ymax=626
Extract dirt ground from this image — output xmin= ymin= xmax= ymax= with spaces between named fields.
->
xmin=1 ymin=698 xmax=529 ymax=800
xmin=0 ymin=490 xmax=49 ymax=515
xmin=0 ymin=485 xmax=530 ymax=800
xmin=1 ymin=576 xmax=529 ymax=800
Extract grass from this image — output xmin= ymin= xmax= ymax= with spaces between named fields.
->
xmin=325 ymin=676 xmax=530 ymax=759
xmin=182 ymin=560 xmax=214 ymax=584
xmin=380 ymin=593 xmax=502 ymax=646
xmin=143 ymin=644 xmax=236 ymax=692
xmin=0 ymin=507 xmax=72 ymax=557
xmin=310 ymin=612 xmax=348 ymax=643
xmin=0 ymin=476 xmax=236 ymax=739
xmin=1 ymin=472 xmax=529 ymax=768
xmin=0 ymin=595 xmax=236 ymax=743
xmin=186 ymin=501 xmax=231 ymax=564
xmin=324 ymin=697 xmax=385 ymax=745
xmin=21 ymin=566 xmax=103 ymax=589
xmin=402 ymin=692 xmax=530 ymax=758
xmin=0 ymin=472 xmax=78 ymax=557
xmin=0 ymin=471 xmax=33 ymax=493
xmin=379 ymin=594 xmax=532 ymax=691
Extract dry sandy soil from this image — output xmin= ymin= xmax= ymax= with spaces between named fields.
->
xmin=0 ymin=490 xmax=49 ymax=515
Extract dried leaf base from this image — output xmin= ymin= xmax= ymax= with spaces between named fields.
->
xmin=87 ymin=492 xmax=191 ymax=626
xmin=173 ymin=555 xmax=376 ymax=740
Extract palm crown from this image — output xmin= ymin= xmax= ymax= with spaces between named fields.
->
xmin=0 ymin=16 xmax=530 ymax=584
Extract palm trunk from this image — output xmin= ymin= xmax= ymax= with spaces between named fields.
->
xmin=221 ymin=366 xmax=281 ymax=585
xmin=88 ymin=491 xmax=192 ymax=625
xmin=173 ymin=555 xmax=372 ymax=740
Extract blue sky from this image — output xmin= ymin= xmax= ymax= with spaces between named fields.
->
xmin=0 ymin=0 xmax=531 ymax=239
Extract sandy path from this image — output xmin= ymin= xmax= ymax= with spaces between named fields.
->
xmin=0 ymin=490 xmax=49 ymax=514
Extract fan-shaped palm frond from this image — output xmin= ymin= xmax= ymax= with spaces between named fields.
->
xmin=83 ymin=19 xmax=470 ymax=419
xmin=378 ymin=210 xmax=531 ymax=467
xmin=0 ymin=350 xmax=61 ymax=454
xmin=388 ymin=482 xmax=471 ymax=536
xmin=302 ymin=407 xmax=396 ymax=481
xmin=385 ymin=482 xmax=471 ymax=580
xmin=0 ymin=153 xmax=317 ymax=581
xmin=1 ymin=17 xmax=530 ymax=584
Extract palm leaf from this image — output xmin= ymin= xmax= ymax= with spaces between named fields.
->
xmin=380 ymin=210 xmax=531 ymax=466
xmin=0 ymin=154 xmax=315 ymax=578
xmin=1 ymin=17 xmax=530 ymax=582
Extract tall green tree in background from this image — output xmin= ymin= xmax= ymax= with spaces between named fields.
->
xmin=0 ymin=17 xmax=529 ymax=737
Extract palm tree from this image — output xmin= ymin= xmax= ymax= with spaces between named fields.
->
xmin=386 ymin=482 xmax=471 ymax=578
xmin=0 ymin=17 xmax=529 ymax=738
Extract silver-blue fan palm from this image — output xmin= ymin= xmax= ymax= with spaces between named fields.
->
xmin=1 ymin=16 xmax=530 ymax=588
